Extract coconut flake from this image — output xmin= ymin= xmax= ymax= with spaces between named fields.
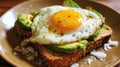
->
xmin=13 ymin=52 xmax=18 ymax=55
xmin=86 ymin=57 xmax=94 ymax=64
xmin=104 ymin=43 xmax=112 ymax=51
xmin=70 ymin=63 xmax=79 ymax=67
xmin=104 ymin=39 xmax=119 ymax=51
xmin=90 ymin=50 xmax=106 ymax=61
xmin=108 ymin=39 xmax=119 ymax=46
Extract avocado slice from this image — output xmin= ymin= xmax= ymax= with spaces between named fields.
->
xmin=87 ymin=27 xmax=101 ymax=41
xmin=90 ymin=9 xmax=103 ymax=18
xmin=17 ymin=14 xmax=33 ymax=30
xmin=17 ymin=11 xmax=39 ymax=30
xmin=46 ymin=40 xmax=88 ymax=53
xmin=62 ymin=0 xmax=80 ymax=8
xmin=30 ymin=11 xmax=39 ymax=18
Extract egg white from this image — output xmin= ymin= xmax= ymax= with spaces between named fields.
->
xmin=30 ymin=5 xmax=104 ymax=45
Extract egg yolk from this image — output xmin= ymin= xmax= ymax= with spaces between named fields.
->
xmin=50 ymin=10 xmax=82 ymax=33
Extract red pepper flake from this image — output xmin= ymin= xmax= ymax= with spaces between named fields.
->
xmin=60 ymin=32 xmax=64 ymax=36
xmin=68 ymin=15 xmax=71 ymax=18
xmin=58 ymin=20 xmax=61 ymax=23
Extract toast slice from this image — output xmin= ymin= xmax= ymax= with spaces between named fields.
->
xmin=38 ymin=25 xmax=112 ymax=67
xmin=14 ymin=22 xmax=32 ymax=38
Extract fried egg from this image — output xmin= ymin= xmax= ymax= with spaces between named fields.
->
xmin=30 ymin=5 xmax=104 ymax=45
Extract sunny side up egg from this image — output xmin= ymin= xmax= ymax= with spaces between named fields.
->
xmin=30 ymin=5 xmax=104 ymax=45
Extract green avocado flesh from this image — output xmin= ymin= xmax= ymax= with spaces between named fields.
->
xmin=87 ymin=23 xmax=103 ymax=41
xmin=17 ymin=12 xmax=39 ymax=30
xmin=17 ymin=14 xmax=33 ymax=30
xmin=90 ymin=9 xmax=103 ymax=18
xmin=46 ymin=40 xmax=88 ymax=53
xmin=87 ymin=28 xmax=101 ymax=41
xmin=62 ymin=0 xmax=80 ymax=8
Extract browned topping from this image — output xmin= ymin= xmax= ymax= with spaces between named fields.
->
xmin=86 ymin=6 xmax=93 ymax=10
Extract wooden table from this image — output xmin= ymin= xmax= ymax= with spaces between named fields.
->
xmin=0 ymin=0 xmax=119 ymax=66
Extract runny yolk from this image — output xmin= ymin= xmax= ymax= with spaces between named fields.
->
xmin=50 ymin=10 xmax=82 ymax=33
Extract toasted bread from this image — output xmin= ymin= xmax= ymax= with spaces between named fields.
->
xmin=14 ymin=22 xmax=32 ymax=38
xmin=38 ymin=25 xmax=112 ymax=67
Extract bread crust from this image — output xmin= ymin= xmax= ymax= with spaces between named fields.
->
xmin=14 ymin=22 xmax=32 ymax=38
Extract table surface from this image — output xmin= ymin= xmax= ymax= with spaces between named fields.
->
xmin=0 ymin=0 xmax=120 ymax=66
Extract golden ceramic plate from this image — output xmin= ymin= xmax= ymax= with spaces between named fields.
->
xmin=0 ymin=0 xmax=120 ymax=67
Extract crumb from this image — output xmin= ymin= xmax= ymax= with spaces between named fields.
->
xmin=13 ymin=52 xmax=18 ymax=55
xmin=104 ymin=39 xmax=119 ymax=51
xmin=70 ymin=63 xmax=79 ymax=67
xmin=90 ymin=50 xmax=106 ymax=61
